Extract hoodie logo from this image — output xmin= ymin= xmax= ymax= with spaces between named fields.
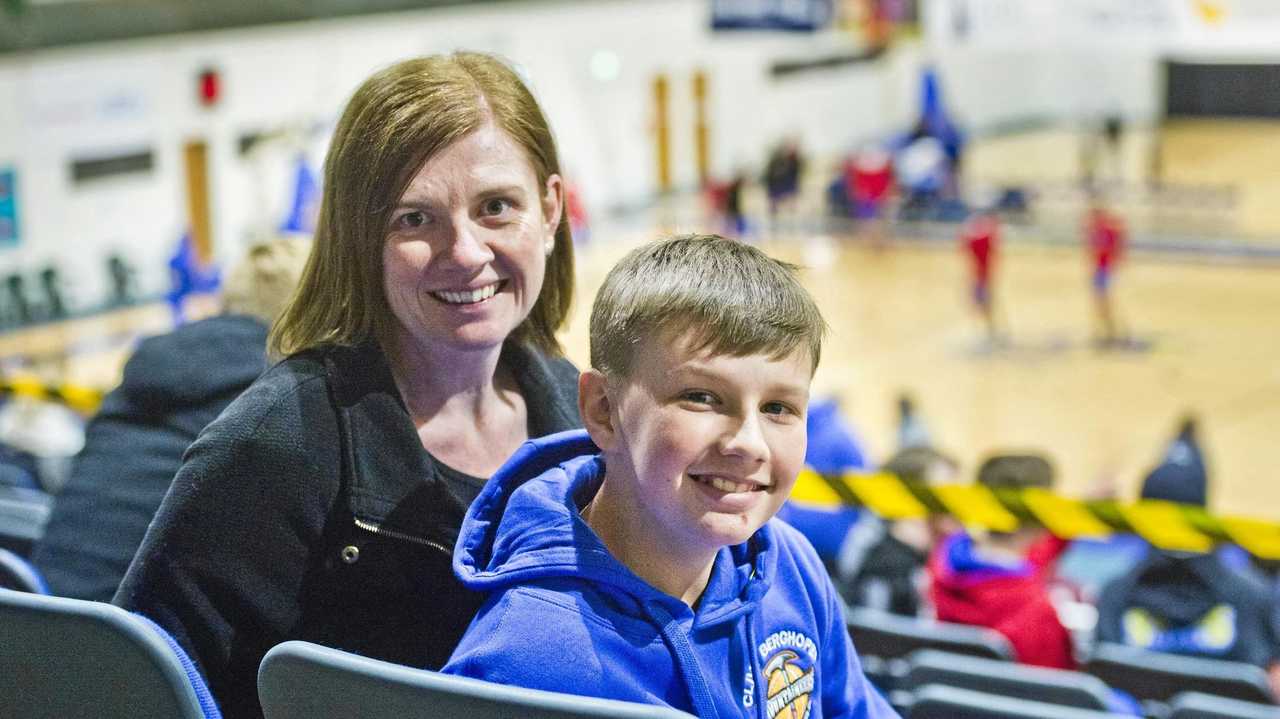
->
xmin=759 ymin=630 xmax=817 ymax=719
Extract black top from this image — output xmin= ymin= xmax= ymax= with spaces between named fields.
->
xmin=33 ymin=314 xmax=269 ymax=601
xmin=114 ymin=339 xmax=581 ymax=719
xmin=435 ymin=461 xmax=487 ymax=508
xmin=1096 ymin=548 xmax=1280 ymax=669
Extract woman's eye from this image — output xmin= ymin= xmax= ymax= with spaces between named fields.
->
xmin=395 ymin=211 xmax=428 ymax=229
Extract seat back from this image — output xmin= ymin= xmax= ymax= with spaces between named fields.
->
xmin=0 ymin=484 xmax=51 ymax=556
xmin=1085 ymin=642 xmax=1274 ymax=704
xmin=0 ymin=546 xmax=47 ymax=593
xmin=902 ymin=649 xmax=1113 ymax=711
xmin=258 ymin=640 xmax=695 ymax=719
xmin=907 ymin=684 xmax=1122 ymax=719
xmin=0 ymin=588 xmax=219 ymax=718
xmin=847 ymin=606 xmax=1014 ymax=661
xmin=1167 ymin=692 xmax=1280 ymax=719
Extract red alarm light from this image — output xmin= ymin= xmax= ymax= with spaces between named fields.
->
xmin=198 ymin=68 xmax=220 ymax=108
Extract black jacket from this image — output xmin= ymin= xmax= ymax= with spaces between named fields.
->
xmin=33 ymin=314 xmax=268 ymax=601
xmin=114 ymin=340 xmax=580 ymax=719
xmin=1096 ymin=548 xmax=1280 ymax=668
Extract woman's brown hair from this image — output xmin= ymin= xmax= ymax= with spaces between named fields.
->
xmin=270 ymin=52 xmax=574 ymax=358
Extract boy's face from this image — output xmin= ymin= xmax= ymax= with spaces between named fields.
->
xmin=583 ymin=328 xmax=812 ymax=557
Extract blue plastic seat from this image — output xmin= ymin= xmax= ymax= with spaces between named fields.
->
xmin=0 ymin=545 xmax=47 ymax=593
xmin=0 ymin=483 xmax=52 ymax=556
xmin=258 ymin=640 xmax=695 ymax=719
xmin=0 ymin=588 xmax=220 ymax=718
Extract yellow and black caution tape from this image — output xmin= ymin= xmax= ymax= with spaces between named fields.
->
xmin=790 ymin=469 xmax=1280 ymax=560
xmin=1 ymin=376 xmax=105 ymax=414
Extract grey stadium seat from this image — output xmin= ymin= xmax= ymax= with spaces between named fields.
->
xmin=901 ymin=648 xmax=1114 ymax=711
xmin=1167 ymin=691 xmax=1280 ymax=719
xmin=847 ymin=605 xmax=1015 ymax=661
xmin=1085 ymin=642 xmax=1275 ymax=705
xmin=906 ymin=684 xmax=1122 ymax=719
xmin=0 ymin=588 xmax=220 ymax=718
xmin=258 ymin=640 xmax=696 ymax=719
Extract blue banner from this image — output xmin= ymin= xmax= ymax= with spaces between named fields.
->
xmin=0 ymin=168 xmax=18 ymax=247
xmin=712 ymin=0 xmax=834 ymax=31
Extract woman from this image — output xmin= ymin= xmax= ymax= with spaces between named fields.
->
xmin=114 ymin=53 xmax=580 ymax=719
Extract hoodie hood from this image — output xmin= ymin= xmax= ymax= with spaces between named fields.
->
xmin=121 ymin=314 xmax=268 ymax=410
xmin=929 ymin=532 xmax=1037 ymax=625
xmin=454 ymin=429 xmax=774 ymax=629
xmin=1126 ymin=551 xmax=1227 ymax=626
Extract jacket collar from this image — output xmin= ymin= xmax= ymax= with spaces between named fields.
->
xmin=324 ymin=340 xmax=579 ymax=542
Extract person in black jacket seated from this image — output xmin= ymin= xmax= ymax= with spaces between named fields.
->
xmin=114 ymin=52 xmax=581 ymax=719
xmin=31 ymin=237 xmax=309 ymax=602
xmin=1095 ymin=417 xmax=1280 ymax=696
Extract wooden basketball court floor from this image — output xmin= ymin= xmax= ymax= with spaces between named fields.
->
xmin=4 ymin=121 xmax=1279 ymax=521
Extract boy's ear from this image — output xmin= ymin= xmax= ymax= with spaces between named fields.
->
xmin=578 ymin=369 xmax=617 ymax=451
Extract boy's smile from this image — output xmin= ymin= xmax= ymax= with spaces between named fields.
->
xmin=582 ymin=327 xmax=812 ymax=577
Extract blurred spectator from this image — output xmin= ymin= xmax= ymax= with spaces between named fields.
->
xmin=107 ymin=254 xmax=138 ymax=307
xmin=845 ymin=145 xmax=894 ymax=247
xmin=39 ymin=266 xmax=66 ymax=320
xmin=928 ymin=453 xmax=1076 ymax=669
xmin=4 ymin=273 xmax=31 ymax=326
xmin=0 ymin=396 xmax=84 ymax=493
xmin=31 ymin=237 xmax=309 ymax=601
xmin=1081 ymin=114 xmax=1125 ymax=191
xmin=838 ymin=445 xmax=960 ymax=616
xmin=896 ymin=392 xmax=931 ymax=450
xmin=722 ymin=169 xmax=749 ymax=239
xmin=565 ymin=180 xmax=590 ymax=245
xmin=762 ymin=137 xmax=804 ymax=220
xmin=894 ymin=132 xmax=948 ymax=219
xmin=0 ymin=441 xmax=40 ymax=491
xmin=1095 ymin=417 xmax=1280 ymax=696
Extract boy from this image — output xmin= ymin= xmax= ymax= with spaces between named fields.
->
xmin=444 ymin=235 xmax=898 ymax=718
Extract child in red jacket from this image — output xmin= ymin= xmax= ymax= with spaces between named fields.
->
xmin=927 ymin=454 xmax=1075 ymax=669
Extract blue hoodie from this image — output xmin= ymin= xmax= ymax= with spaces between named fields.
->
xmin=444 ymin=430 xmax=899 ymax=719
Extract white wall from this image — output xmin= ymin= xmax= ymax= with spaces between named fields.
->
xmin=921 ymin=0 xmax=1280 ymax=133
xmin=0 ymin=0 xmax=918 ymax=310
xmin=5 ymin=0 xmax=1278 ymax=311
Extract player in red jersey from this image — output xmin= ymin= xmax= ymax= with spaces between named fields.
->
xmin=960 ymin=207 xmax=1000 ymax=343
xmin=1085 ymin=200 xmax=1127 ymax=346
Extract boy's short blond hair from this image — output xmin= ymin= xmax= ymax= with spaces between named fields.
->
xmin=589 ymin=234 xmax=826 ymax=379
xmin=222 ymin=237 xmax=311 ymax=326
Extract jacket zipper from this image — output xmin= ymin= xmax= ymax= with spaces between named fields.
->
xmin=353 ymin=518 xmax=451 ymax=555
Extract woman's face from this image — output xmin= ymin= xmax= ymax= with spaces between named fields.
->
xmin=382 ymin=122 xmax=562 ymax=359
